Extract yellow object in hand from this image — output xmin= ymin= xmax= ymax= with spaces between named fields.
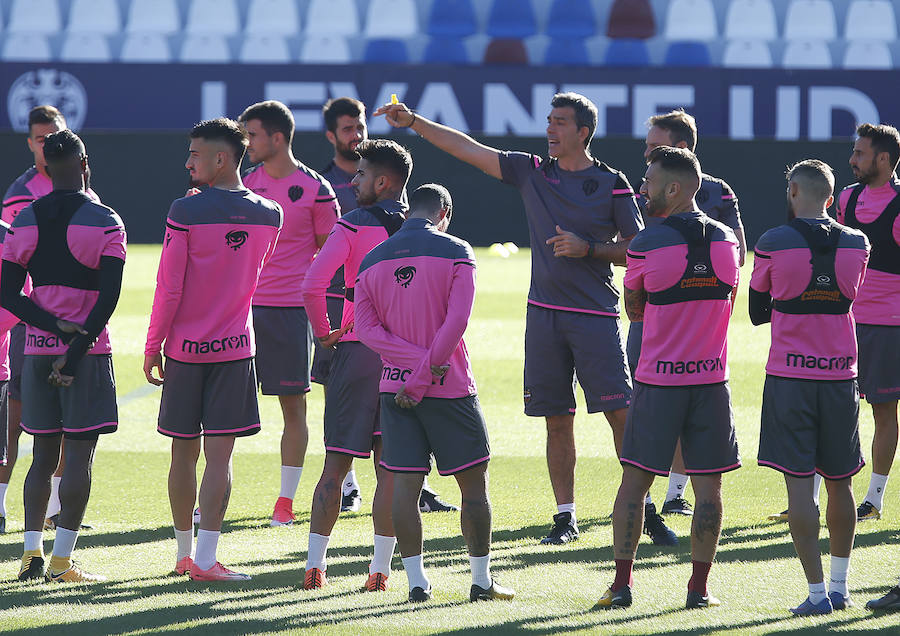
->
xmin=391 ymin=94 xmax=399 ymax=104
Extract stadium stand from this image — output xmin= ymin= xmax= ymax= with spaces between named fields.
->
xmin=845 ymin=0 xmax=897 ymax=40
xmin=604 ymin=38 xmax=651 ymax=66
xmin=240 ymin=34 xmax=292 ymax=63
xmin=843 ymin=39 xmax=893 ymax=68
xmin=607 ymin=0 xmax=657 ymax=39
xmin=782 ymin=38 xmax=833 ymax=68
xmin=664 ymin=41 xmax=712 ymax=66
xmin=185 ymin=0 xmax=241 ymax=35
xmin=120 ymin=32 xmax=172 ymax=62
xmin=783 ymin=0 xmax=838 ymax=39
xmin=723 ymin=0 xmax=778 ymax=39
xmin=179 ymin=33 xmax=232 ymax=63
xmin=305 ymin=0 xmax=360 ymax=36
xmin=486 ymin=0 xmax=538 ymax=38
xmin=363 ymin=38 xmax=409 ymax=63
xmin=365 ymin=0 xmax=419 ymax=38
xmin=426 ymin=0 xmax=478 ymax=37
xmin=483 ymin=38 xmax=529 ymax=64
xmin=299 ymin=34 xmax=351 ymax=63
xmin=544 ymin=36 xmax=590 ymax=66
xmin=246 ymin=0 xmax=301 ymax=35
xmin=545 ymin=0 xmax=597 ymax=38
xmin=663 ymin=0 xmax=718 ymax=41
xmin=423 ymin=36 xmax=470 ymax=64
xmin=60 ymin=32 xmax=113 ymax=62
xmin=722 ymin=38 xmax=773 ymax=67
xmin=125 ymin=0 xmax=181 ymax=34
xmin=67 ymin=0 xmax=121 ymax=35
xmin=2 ymin=32 xmax=53 ymax=61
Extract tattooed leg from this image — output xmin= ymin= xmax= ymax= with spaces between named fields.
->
xmin=689 ymin=475 xmax=723 ymax=563
xmin=309 ymin=452 xmax=353 ymax=536
xmin=614 ymin=465 xmax=655 ymax=560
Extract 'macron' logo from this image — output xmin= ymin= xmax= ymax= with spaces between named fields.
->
xmin=225 ymin=230 xmax=248 ymax=250
xmin=394 ymin=265 xmax=416 ymax=287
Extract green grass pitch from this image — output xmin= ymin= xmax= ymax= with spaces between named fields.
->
xmin=0 ymin=246 xmax=898 ymax=634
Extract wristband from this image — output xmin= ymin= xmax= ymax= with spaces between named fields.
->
xmin=586 ymin=242 xmax=595 ymax=259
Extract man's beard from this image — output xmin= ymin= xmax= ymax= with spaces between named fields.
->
xmin=645 ymin=193 xmax=666 ymax=217
xmin=337 ymin=141 xmax=360 ymax=162
xmin=854 ymin=162 xmax=878 ymax=185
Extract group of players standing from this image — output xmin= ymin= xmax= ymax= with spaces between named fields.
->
xmin=1 ymin=91 xmax=898 ymax=614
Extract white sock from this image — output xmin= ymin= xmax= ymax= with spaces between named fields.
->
xmin=194 ymin=529 xmax=220 ymax=571
xmin=422 ymin=475 xmax=431 ymax=491
xmin=557 ymin=503 xmax=576 ymax=526
xmin=666 ymin=473 xmax=689 ymax=502
xmin=469 ymin=553 xmax=491 ymax=589
xmin=866 ymin=473 xmax=888 ymax=510
xmin=175 ymin=527 xmax=194 ymax=560
xmin=0 ymin=482 xmax=8 ymax=516
xmin=808 ymin=581 xmax=827 ymax=604
xmin=306 ymin=532 xmax=330 ymax=571
xmin=279 ymin=466 xmax=303 ymax=500
xmin=370 ymin=534 xmax=396 ymax=575
xmin=24 ymin=530 xmax=43 ymax=553
xmin=644 ymin=493 xmax=653 ymax=506
xmin=401 ymin=553 xmax=430 ymax=591
xmin=51 ymin=527 xmax=78 ymax=559
xmin=46 ymin=476 xmax=62 ymax=518
xmin=813 ymin=473 xmax=823 ymax=507
xmin=829 ymin=556 xmax=850 ymax=597
xmin=343 ymin=469 xmax=360 ymax=495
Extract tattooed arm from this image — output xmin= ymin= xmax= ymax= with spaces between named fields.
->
xmin=624 ymin=285 xmax=647 ymax=323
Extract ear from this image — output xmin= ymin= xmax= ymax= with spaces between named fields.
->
xmin=325 ymin=130 xmax=336 ymax=146
xmin=578 ymin=125 xmax=590 ymax=145
xmin=675 ymin=140 xmax=689 ymax=150
xmin=667 ymin=180 xmax=680 ymax=198
xmin=788 ymin=181 xmax=800 ymax=198
xmin=825 ymin=193 xmax=834 ymax=209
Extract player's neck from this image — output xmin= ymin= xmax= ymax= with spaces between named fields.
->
xmin=555 ymin=149 xmax=593 ymax=172
xmin=209 ymin=170 xmax=243 ymax=191
xmin=866 ymin=171 xmax=893 ymax=189
xmin=663 ymin=201 xmax=697 ymax=218
xmin=35 ymin=164 xmax=50 ymax=179
xmin=332 ymin=153 xmax=358 ymax=177
xmin=793 ymin=208 xmax=828 ymax=220
xmin=262 ymin=151 xmax=299 ymax=180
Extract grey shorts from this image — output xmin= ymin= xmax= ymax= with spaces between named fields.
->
xmin=857 ymin=324 xmax=900 ymax=404
xmin=158 ymin=357 xmax=260 ymax=439
xmin=323 ymin=341 xmax=382 ymax=457
xmin=20 ymin=354 xmax=117 ymax=440
xmin=311 ymin=296 xmax=345 ymax=386
xmin=626 ymin=319 xmax=643 ymax=376
xmin=621 ymin=381 xmax=740 ymax=476
xmin=0 ymin=380 xmax=7 ymax=465
xmin=758 ymin=375 xmax=864 ymax=480
xmin=524 ymin=305 xmax=632 ymax=416
xmin=252 ymin=306 xmax=313 ymax=395
xmin=8 ymin=323 xmax=24 ymax=401
xmin=380 ymin=394 xmax=490 ymax=476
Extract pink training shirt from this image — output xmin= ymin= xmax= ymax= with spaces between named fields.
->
xmin=3 ymin=167 xmax=99 ymax=225
xmin=302 ymin=199 xmax=406 ymax=343
xmin=625 ymin=211 xmax=739 ymax=386
xmin=0 ymin=222 xmax=23 ymax=379
xmin=145 ymin=187 xmax=282 ymax=364
xmin=355 ymin=217 xmax=478 ymax=402
xmin=243 ymin=162 xmax=339 ymax=307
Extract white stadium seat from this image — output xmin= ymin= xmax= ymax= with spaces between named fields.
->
xmin=722 ymin=38 xmax=773 ymax=67
xmin=68 ymin=0 xmax=121 ymax=35
xmin=179 ymin=34 xmax=233 ymax=63
xmin=246 ymin=0 xmax=301 ymax=35
xmin=120 ymin=33 xmax=172 ymax=62
xmin=843 ymin=40 xmax=893 ymax=68
xmin=305 ymin=0 xmax=360 ymax=36
xmin=186 ymin=0 xmax=241 ymax=35
xmin=845 ymin=0 xmax=898 ymax=41
xmin=299 ymin=34 xmax=352 ymax=63
xmin=723 ymin=0 xmax=777 ymax=39
xmin=1 ymin=33 xmax=53 ymax=61
xmin=126 ymin=0 xmax=181 ymax=34
xmin=782 ymin=38 xmax=832 ymax=68
xmin=239 ymin=35 xmax=291 ymax=63
xmin=663 ymin=0 xmax=718 ymax=41
xmin=60 ymin=33 xmax=113 ymax=62
xmin=784 ymin=0 xmax=837 ymax=39
xmin=9 ymin=0 xmax=61 ymax=34
xmin=364 ymin=0 xmax=419 ymax=38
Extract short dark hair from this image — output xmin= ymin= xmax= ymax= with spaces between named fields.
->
xmin=786 ymin=159 xmax=834 ymax=203
xmin=856 ymin=122 xmax=900 ymax=168
xmin=323 ymin=97 xmax=365 ymax=133
xmin=28 ymin=105 xmax=65 ymax=134
xmin=551 ymin=92 xmax=598 ymax=148
xmin=647 ymin=146 xmax=702 ymax=182
xmin=238 ymin=100 xmax=294 ymax=143
xmin=42 ymin=129 xmax=85 ymax=164
xmin=410 ymin=183 xmax=452 ymax=220
xmin=190 ymin=118 xmax=248 ymax=165
xmin=647 ymin=109 xmax=698 ymax=152
xmin=356 ymin=139 xmax=412 ymax=185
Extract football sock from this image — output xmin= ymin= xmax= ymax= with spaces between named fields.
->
xmin=666 ymin=473 xmax=689 ymax=502
xmin=46 ymin=476 xmax=62 ymax=518
xmin=175 ymin=527 xmax=194 ymax=560
xmin=812 ymin=473 xmax=823 ymax=507
xmin=401 ymin=553 xmax=430 ymax=591
xmin=343 ymin=470 xmax=359 ymax=496
xmin=51 ymin=527 xmax=78 ymax=559
xmin=612 ymin=559 xmax=634 ymax=591
xmin=808 ymin=581 xmax=827 ymax=605
xmin=688 ymin=560 xmax=712 ymax=595
xmin=279 ymin=466 xmax=303 ymax=500
xmin=557 ymin=502 xmax=576 ymax=526
xmin=306 ymin=532 xmax=330 ymax=571
xmin=865 ymin=473 xmax=888 ymax=510
xmin=24 ymin=530 xmax=43 ymax=554
xmin=469 ymin=554 xmax=491 ymax=589
xmin=194 ymin=529 xmax=220 ymax=571
xmin=370 ymin=534 xmax=396 ymax=576
xmin=0 ymin=482 xmax=8 ymax=515
xmin=829 ymin=556 xmax=850 ymax=597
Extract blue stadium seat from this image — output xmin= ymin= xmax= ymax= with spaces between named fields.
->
xmin=544 ymin=38 xmax=590 ymax=66
xmin=545 ymin=0 xmax=597 ymax=38
xmin=664 ymin=41 xmax=711 ymax=66
xmin=363 ymin=38 xmax=409 ymax=63
xmin=486 ymin=0 xmax=537 ymax=38
xmin=423 ymin=37 xmax=470 ymax=64
xmin=603 ymin=38 xmax=650 ymax=66
xmin=427 ymin=0 xmax=478 ymax=37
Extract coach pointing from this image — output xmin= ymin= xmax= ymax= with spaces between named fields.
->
xmin=376 ymin=94 xmax=643 ymax=545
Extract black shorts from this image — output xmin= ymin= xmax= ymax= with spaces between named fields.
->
xmin=157 ymin=357 xmax=260 ymax=439
xmin=253 ymin=306 xmax=313 ymax=395
xmin=856 ymin=324 xmax=900 ymax=404
xmin=380 ymin=394 xmax=490 ymax=476
xmin=758 ymin=375 xmax=864 ymax=480
xmin=8 ymin=323 xmax=24 ymax=401
xmin=20 ymin=355 xmax=117 ymax=440
xmin=524 ymin=305 xmax=631 ymax=416
xmin=620 ymin=381 xmax=740 ymax=476
xmin=0 ymin=380 xmax=7 ymax=465
xmin=310 ymin=296 xmax=344 ymax=386
xmin=323 ymin=342 xmax=381 ymax=457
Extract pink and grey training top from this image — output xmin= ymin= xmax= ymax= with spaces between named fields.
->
xmin=145 ymin=187 xmax=282 ymax=364
xmin=625 ymin=211 xmax=739 ymax=386
xmin=836 ymin=178 xmax=900 ymax=326
xmin=243 ymin=162 xmax=338 ymax=307
xmin=751 ymin=218 xmax=869 ymax=381
xmin=355 ymin=217 xmax=477 ymax=402
xmin=499 ymin=152 xmax=643 ymax=316
xmin=0 ymin=222 xmax=24 ymax=379
xmin=3 ymin=166 xmax=99 ymax=225
xmin=302 ymin=199 xmax=406 ymax=344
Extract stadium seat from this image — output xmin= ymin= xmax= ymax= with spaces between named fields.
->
xmin=486 ymin=0 xmax=538 ymax=38
xmin=843 ymin=40 xmax=893 ymax=68
xmin=603 ymin=38 xmax=650 ymax=66
xmin=246 ymin=0 xmax=301 ymax=35
xmin=8 ymin=0 xmax=61 ymax=34
xmin=126 ymin=0 xmax=181 ymax=34
xmin=305 ymin=0 xmax=360 ymax=36
xmin=239 ymin=35 xmax=291 ymax=63
xmin=483 ymin=38 xmax=529 ymax=64
xmin=426 ymin=0 xmax=478 ymax=37
xmin=723 ymin=0 xmax=777 ymax=39
xmin=1 ymin=33 xmax=53 ymax=61
xmin=423 ymin=36 xmax=470 ymax=63
xmin=664 ymin=41 xmax=711 ymax=66
xmin=606 ymin=0 xmax=656 ymax=39
xmin=845 ymin=0 xmax=897 ymax=41
xmin=722 ymin=38 xmax=773 ymax=67
xmin=60 ymin=33 xmax=113 ymax=62
xmin=782 ymin=39 xmax=832 ymax=68
xmin=365 ymin=0 xmax=419 ymax=38
xmin=663 ymin=0 xmax=718 ymax=41
xmin=545 ymin=0 xmax=597 ymax=38
xmin=120 ymin=33 xmax=172 ymax=62
xmin=186 ymin=0 xmax=241 ymax=35
xmin=544 ymin=37 xmax=590 ymax=66
xmin=784 ymin=0 xmax=837 ymax=39
xmin=299 ymin=35 xmax=352 ymax=63
xmin=363 ymin=38 xmax=409 ymax=63
xmin=68 ymin=0 xmax=121 ymax=35
xmin=180 ymin=34 xmax=233 ymax=63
